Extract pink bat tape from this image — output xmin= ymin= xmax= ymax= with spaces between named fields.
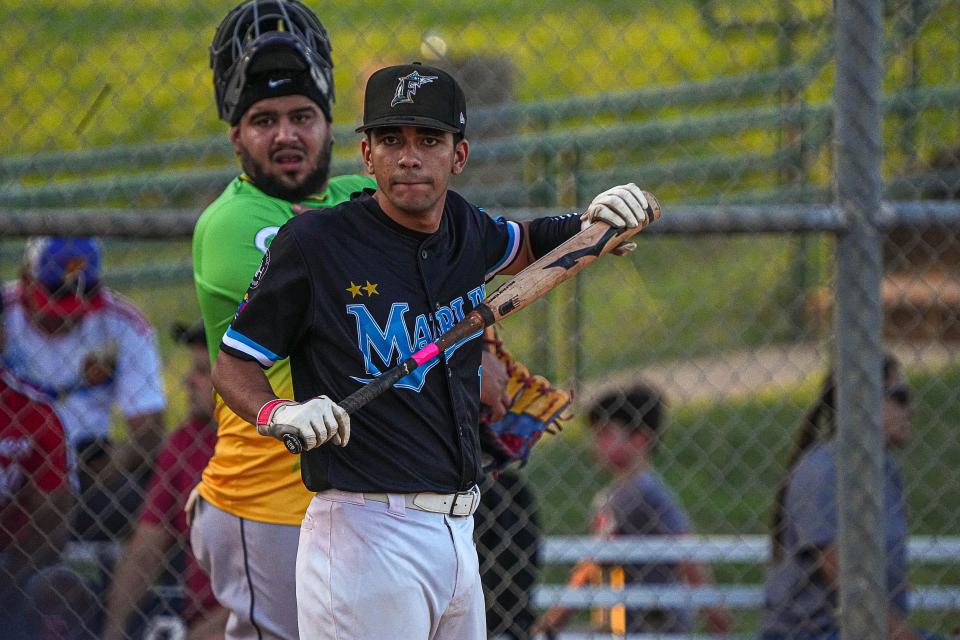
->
xmin=411 ymin=342 xmax=440 ymax=366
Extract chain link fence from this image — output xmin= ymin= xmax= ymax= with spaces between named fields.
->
xmin=2 ymin=0 xmax=960 ymax=638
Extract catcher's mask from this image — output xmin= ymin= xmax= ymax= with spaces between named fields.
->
xmin=211 ymin=0 xmax=334 ymax=124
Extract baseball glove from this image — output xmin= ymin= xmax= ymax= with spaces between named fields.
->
xmin=480 ymin=330 xmax=572 ymax=472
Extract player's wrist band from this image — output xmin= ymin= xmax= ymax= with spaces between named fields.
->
xmin=257 ymin=398 xmax=295 ymax=427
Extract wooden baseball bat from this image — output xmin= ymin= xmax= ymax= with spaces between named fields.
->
xmin=282 ymin=191 xmax=661 ymax=454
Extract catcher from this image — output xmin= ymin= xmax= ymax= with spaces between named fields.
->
xmin=475 ymin=328 xmax=570 ymax=639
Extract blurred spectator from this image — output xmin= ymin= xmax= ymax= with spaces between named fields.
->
xmin=760 ymin=355 xmax=942 ymax=640
xmin=24 ymin=564 xmax=100 ymax=640
xmin=474 ymin=333 xmax=542 ymax=639
xmin=0 ymin=237 xmax=166 ymax=541
xmin=475 ymin=469 xmax=542 ymax=640
xmin=103 ymin=320 xmax=225 ymax=640
xmin=536 ymin=383 xmax=732 ymax=637
xmin=0 ymin=291 xmax=74 ymax=638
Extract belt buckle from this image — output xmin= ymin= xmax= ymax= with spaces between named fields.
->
xmin=448 ymin=485 xmax=479 ymax=516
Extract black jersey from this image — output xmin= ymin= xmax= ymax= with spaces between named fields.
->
xmin=221 ymin=190 xmax=524 ymax=493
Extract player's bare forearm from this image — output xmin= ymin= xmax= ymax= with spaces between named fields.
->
xmin=212 ymin=350 xmax=279 ymax=425
xmin=479 ymin=349 xmax=509 ymax=422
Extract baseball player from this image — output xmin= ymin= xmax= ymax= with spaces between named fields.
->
xmin=1 ymin=236 xmax=166 ymax=497
xmin=191 ymin=2 xmax=373 ymax=638
xmin=211 ymin=61 xmax=652 ymax=639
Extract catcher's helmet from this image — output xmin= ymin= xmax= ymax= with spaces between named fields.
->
xmin=211 ymin=0 xmax=334 ymax=124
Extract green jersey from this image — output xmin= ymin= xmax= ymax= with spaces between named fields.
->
xmin=191 ymin=173 xmax=374 ymax=524
xmin=193 ymin=174 xmax=373 ymax=363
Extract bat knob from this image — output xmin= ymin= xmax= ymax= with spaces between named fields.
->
xmin=642 ymin=190 xmax=661 ymax=223
xmin=282 ymin=433 xmax=303 ymax=455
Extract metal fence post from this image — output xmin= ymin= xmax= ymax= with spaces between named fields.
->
xmin=833 ymin=0 xmax=887 ymax=639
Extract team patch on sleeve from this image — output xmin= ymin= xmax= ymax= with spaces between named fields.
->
xmin=249 ymin=250 xmax=270 ymax=289
xmin=221 ymin=326 xmax=281 ymax=368
xmin=485 ymin=218 xmax=522 ymax=279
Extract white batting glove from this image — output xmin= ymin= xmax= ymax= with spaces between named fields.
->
xmin=257 ymin=396 xmax=351 ymax=450
xmin=582 ymin=183 xmax=650 ymax=229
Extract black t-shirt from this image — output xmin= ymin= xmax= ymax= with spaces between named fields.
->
xmin=221 ymin=190 xmax=523 ymax=493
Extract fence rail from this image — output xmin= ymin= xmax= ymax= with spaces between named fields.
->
xmin=5 ymin=201 xmax=960 ymax=239
xmin=541 ymin=535 xmax=960 ymax=564
xmin=537 ymin=535 xmax=960 ymax=612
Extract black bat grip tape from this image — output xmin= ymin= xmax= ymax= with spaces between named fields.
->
xmin=283 ymin=357 xmax=418 ymax=455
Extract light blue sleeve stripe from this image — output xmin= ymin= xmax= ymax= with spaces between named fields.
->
xmin=486 ymin=218 xmax=521 ymax=279
xmin=222 ymin=327 xmax=281 ymax=368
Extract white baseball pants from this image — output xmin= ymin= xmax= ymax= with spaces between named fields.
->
xmin=297 ymin=489 xmax=486 ymax=640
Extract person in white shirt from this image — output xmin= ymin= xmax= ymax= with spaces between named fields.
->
xmin=0 ymin=237 xmax=166 ymax=531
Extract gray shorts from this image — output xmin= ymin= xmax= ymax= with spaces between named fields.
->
xmin=190 ymin=496 xmax=300 ymax=640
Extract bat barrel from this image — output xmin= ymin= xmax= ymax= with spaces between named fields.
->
xmin=485 ymin=189 xmax=661 ymax=325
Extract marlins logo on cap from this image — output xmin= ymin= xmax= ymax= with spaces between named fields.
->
xmin=391 ymin=70 xmax=438 ymax=107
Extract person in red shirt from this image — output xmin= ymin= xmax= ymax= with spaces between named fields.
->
xmin=103 ymin=320 xmax=226 ymax=640
xmin=0 ymin=289 xmax=73 ymax=637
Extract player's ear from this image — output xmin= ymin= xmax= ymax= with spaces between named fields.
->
xmin=451 ymin=137 xmax=469 ymax=176
xmin=360 ymin=136 xmax=375 ymax=175
xmin=229 ymin=125 xmax=242 ymax=156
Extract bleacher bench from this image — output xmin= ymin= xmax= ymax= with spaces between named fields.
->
xmin=536 ymin=535 xmax=960 ymax=640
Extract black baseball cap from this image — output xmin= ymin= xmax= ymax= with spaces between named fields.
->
xmin=228 ymin=36 xmax=333 ymax=124
xmin=355 ymin=62 xmax=466 ymax=137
